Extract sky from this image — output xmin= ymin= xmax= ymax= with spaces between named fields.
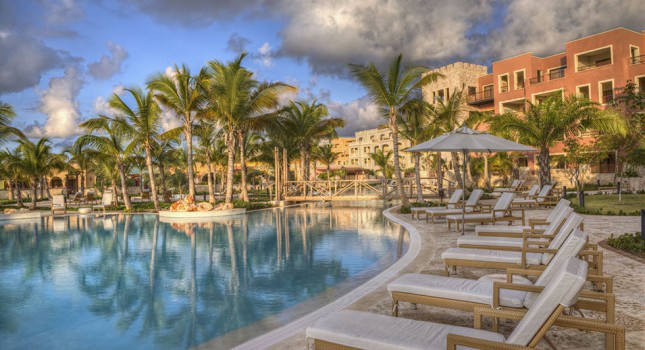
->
xmin=1 ymin=0 xmax=644 ymax=148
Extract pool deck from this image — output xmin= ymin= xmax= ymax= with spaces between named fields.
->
xmin=235 ymin=207 xmax=644 ymax=350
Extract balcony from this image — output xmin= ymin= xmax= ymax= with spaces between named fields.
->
xmin=466 ymin=90 xmax=494 ymax=105
xmin=548 ymin=68 xmax=565 ymax=80
xmin=631 ymin=54 xmax=645 ymax=64
xmin=529 ymin=76 xmax=544 ymax=85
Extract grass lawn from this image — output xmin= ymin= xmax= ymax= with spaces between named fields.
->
xmin=570 ymin=194 xmax=645 ymax=215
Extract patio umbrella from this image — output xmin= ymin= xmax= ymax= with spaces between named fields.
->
xmin=407 ymin=124 xmax=536 ymax=235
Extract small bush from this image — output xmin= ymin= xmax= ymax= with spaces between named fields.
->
xmin=570 ymin=203 xmax=640 ymax=216
xmin=607 ymin=233 xmax=645 ymax=257
xmin=232 ymin=200 xmax=273 ymax=210
xmin=399 ymin=205 xmax=411 ymax=214
xmin=410 ymin=201 xmax=442 ymax=208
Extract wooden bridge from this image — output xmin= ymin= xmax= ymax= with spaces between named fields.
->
xmin=274 ymin=178 xmax=454 ymax=201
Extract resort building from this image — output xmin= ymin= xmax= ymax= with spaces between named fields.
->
xmin=347 ymin=127 xmax=414 ymax=173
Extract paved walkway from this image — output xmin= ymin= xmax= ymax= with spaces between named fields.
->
xmin=250 ymin=208 xmax=644 ymax=350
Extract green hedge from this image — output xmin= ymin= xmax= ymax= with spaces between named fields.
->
xmin=607 ymin=233 xmax=645 ymax=258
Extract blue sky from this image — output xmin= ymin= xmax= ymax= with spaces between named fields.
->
xmin=1 ymin=0 xmax=643 ymax=146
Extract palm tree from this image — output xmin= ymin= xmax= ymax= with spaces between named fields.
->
xmin=349 ymin=54 xmax=440 ymax=206
xmin=93 ymin=156 xmax=120 ymax=205
xmin=193 ymin=121 xmax=218 ymax=203
xmin=205 ymin=53 xmax=295 ymax=203
xmin=430 ymin=89 xmax=468 ymax=189
xmin=397 ymin=96 xmax=436 ymax=201
xmin=13 ymin=137 xmax=65 ymax=210
xmin=277 ymin=100 xmax=345 ymax=182
xmin=312 ymin=144 xmax=339 ymax=180
xmin=148 ymin=64 xmax=208 ymax=198
xmin=0 ymin=101 xmax=23 ymax=145
xmin=489 ymin=95 xmax=625 ymax=186
xmin=369 ymin=149 xmax=394 ymax=179
xmin=64 ymin=140 xmax=95 ymax=195
xmin=152 ymin=138 xmax=180 ymax=200
xmin=107 ymin=87 xmax=164 ymax=212
xmin=79 ymin=117 xmax=134 ymax=211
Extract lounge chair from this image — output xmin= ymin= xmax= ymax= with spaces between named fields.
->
xmin=70 ymin=191 xmax=84 ymax=205
xmin=516 ymin=184 xmax=540 ymax=199
xmin=512 ymin=185 xmax=555 ymax=208
xmin=51 ymin=194 xmax=66 ymax=215
xmin=473 ymin=204 xmax=573 ymax=238
xmin=85 ymin=191 xmax=96 ymax=205
xmin=456 ymin=209 xmax=579 ymax=251
xmin=411 ymin=189 xmax=463 ymax=220
xmin=425 ymin=189 xmax=485 ymax=223
xmin=307 ymin=258 xmax=624 ymax=350
xmin=493 ymin=179 xmax=521 ymax=193
xmin=92 ymin=192 xmax=113 ymax=214
xmin=441 ymin=213 xmax=602 ymax=276
xmin=445 ymin=192 xmax=522 ymax=231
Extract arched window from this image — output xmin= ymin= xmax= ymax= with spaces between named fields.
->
xmin=201 ymin=174 xmax=209 ymax=183
xmin=50 ymin=177 xmax=63 ymax=188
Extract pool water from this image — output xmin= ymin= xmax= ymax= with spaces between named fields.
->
xmin=0 ymin=204 xmax=407 ymax=349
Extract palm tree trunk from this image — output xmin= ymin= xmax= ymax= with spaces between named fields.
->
xmin=30 ymin=177 xmax=38 ymax=210
xmin=299 ymin=147 xmax=307 ymax=182
xmin=484 ymin=154 xmax=491 ymax=191
xmin=237 ymin=130 xmax=249 ymax=202
xmin=159 ymin=163 xmax=167 ymax=200
xmin=184 ymin=118 xmax=196 ymax=197
xmin=538 ymin=147 xmax=551 ymax=187
xmin=7 ymin=179 xmax=14 ymax=201
xmin=225 ymin=130 xmax=236 ymax=204
xmin=118 ymin=163 xmax=133 ymax=211
xmin=435 ymin=153 xmax=443 ymax=197
xmin=112 ymin=183 xmax=119 ymax=206
xmin=40 ymin=176 xmax=45 ymax=199
xmin=16 ymin=180 xmax=22 ymax=207
xmin=81 ymin=172 xmax=85 ymax=195
xmin=144 ymin=144 xmax=160 ymax=212
xmin=207 ymin=158 xmax=215 ymax=204
xmin=389 ymin=110 xmax=410 ymax=206
xmin=414 ymin=152 xmax=423 ymax=202
xmin=465 ymin=153 xmax=473 ymax=187
xmin=44 ymin=176 xmax=52 ymax=200
xmin=451 ymin=152 xmax=463 ymax=189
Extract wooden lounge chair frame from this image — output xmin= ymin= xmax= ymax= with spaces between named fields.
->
xmin=446 ymin=193 xmax=524 ymax=231
xmin=92 ymin=192 xmax=114 ymax=214
xmin=426 ymin=189 xmax=488 ymax=223
xmin=411 ymin=189 xmax=463 ymax=220
xmin=51 ymin=194 xmax=66 ymax=215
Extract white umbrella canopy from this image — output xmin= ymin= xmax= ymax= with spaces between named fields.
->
xmin=406 ymin=124 xmax=536 ymax=235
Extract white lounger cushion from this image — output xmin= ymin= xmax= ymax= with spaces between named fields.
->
xmin=506 ymin=257 xmax=588 ymax=345
xmin=545 ymin=199 xmax=571 ymax=223
xmin=442 ymin=248 xmax=543 ymax=265
xmin=542 ymin=213 xmax=583 ymax=264
xmin=446 ymin=213 xmax=492 ymax=221
xmin=387 ymin=273 xmax=530 ymax=308
xmin=427 ymin=207 xmax=475 ymax=216
xmin=306 ymin=309 xmax=506 ymax=350
xmin=457 ymin=235 xmax=539 ymax=248
xmin=475 ymin=206 xmax=572 ymax=236
xmin=447 ymin=192 xmax=515 ymax=222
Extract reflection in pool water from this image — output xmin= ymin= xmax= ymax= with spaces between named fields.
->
xmin=0 ymin=204 xmax=407 ymax=349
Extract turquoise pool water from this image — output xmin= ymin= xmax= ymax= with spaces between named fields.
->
xmin=0 ymin=204 xmax=407 ymax=349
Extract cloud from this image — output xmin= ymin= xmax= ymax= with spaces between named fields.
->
xmin=93 ymin=84 xmax=126 ymax=115
xmin=227 ymin=32 xmax=250 ymax=53
xmin=255 ymin=42 xmax=273 ymax=67
xmin=486 ymin=0 xmax=645 ymax=58
xmin=36 ymin=66 xmax=84 ymax=138
xmin=41 ymin=0 xmax=84 ymax=24
xmin=87 ymin=41 xmax=128 ymax=80
xmin=327 ymin=96 xmax=384 ymax=137
xmin=0 ymin=32 xmax=66 ymax=93
xmin=122 ymin=0 xmax=266 ymax=26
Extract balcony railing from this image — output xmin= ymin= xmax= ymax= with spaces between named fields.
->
xmin=548 ymin=68 xmax=565 ymax=80
xmin=529 ymin=76 xmax=544 ymax=84
xmin=631 ymin=54 xmax=645 ymax=64
xmin=577 ymin=58 xmax=612 ymax=71
xmin=466 ymin=90 xmax=494 ymax=104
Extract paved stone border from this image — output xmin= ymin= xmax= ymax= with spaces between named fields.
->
xmin=231 ymin=206 xmax=420 ymax=350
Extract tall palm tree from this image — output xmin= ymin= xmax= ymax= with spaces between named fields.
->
xmin=148 ymin=64 xmax=208 ymax=198
xmin=193 ymin=121 xmax=218 ymax=203
xmin=13 ymin=137 xmax=65 ymax=210
xmin=369 ymin=149 xmax=394 ymax=179
xmin=490 ymin=95 xmax=625 ymax=186
xmin=430 ymin=89 xmax=468 ymax=189
xmin=397 ymin=96 xmax=436 ymax=201
xmin=152 ymin=138 xmax=180 ymax=200
xmin=205 ymin=53 xmax=295 ymax=203
xmin=349 ymin=54 xmax=440 ymax=206
xmin=108 ymin=87 xmax=164 ymax=211
xmin=312 ymin=144 xmax=339 ymax=180
xmin=93 ymin=156 xmax=120 ymax=205
xmin=79 ymin=117 xmax=134 ymax=211
xmin=277 ymin=100 xmax=344 ymax=182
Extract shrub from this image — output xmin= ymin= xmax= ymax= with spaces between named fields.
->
xmin=399 ymin=205 xmax=411 ymax=214
xmin=607 ymin=233 xmax=645 ymax=257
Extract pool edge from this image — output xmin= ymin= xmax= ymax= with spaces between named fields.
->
xmin=230 ymin=205 xmax=421 ymax=350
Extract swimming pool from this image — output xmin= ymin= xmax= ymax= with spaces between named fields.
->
xmin=0 ymin=204 xmax=408 ymax=349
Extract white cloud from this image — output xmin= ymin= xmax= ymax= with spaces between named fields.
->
xmin=43 ymin=0 xmax=84 ymax=24
xmin=36 ymin=66 xmax=84 ymax=138
xmin=256 ymin=42 xmax=273 ymax=67
xmin=327 ymin=96 xmax=384 ymax=137
xmin=87 ymin=41 xmax=128 ymax=80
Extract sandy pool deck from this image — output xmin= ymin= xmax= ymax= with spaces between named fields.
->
xmin=231 ymin=207 xmax=645 ymax=350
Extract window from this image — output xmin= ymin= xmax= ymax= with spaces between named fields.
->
xmin=530 ymin=70 xmax=543 ymax=84
xmin=599 ymin=81 xmax=614 ymax=104
xmin=370 ymin=135 xmax=375 ymax=141
xmin=590 ymin=154 xmax=616 ymax=173
xmin=514 ymin=70 xmax=525 ymax=89
xmin=483 ymin=85 xmax=493 ymax=98
xmin=548 ymin=66 xmax=565 ymax=80
xmin=518 ymin=157 xmax=528 ymax=167
xmin=551 ymin=155 xmax=566 ymax=170
xmin=631 ymin=46 xmax=642 ymax=64
xmin=436 ymin=89 xmax=445 ymax=103
xmin=358 ymin=137 xmax=363 ymax=142
xmin=637 ymin=76 xmax=645 ymax=93
xmin=499 ymin=74 xmax=509 ymax=93
xmin=576 ymin=85 xmax=590 ymax=99
xmin=468 ymin=86 xmax=476 ymax=95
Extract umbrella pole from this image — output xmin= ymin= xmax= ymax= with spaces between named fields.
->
xmin=461 ymin=150 xmax=466 ymax=236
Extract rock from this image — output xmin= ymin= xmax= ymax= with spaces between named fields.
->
xmin=198 ymin=202 xmax=213 ymax=211
xmin=4 ymin=209 xmax=16 ymax=214
xmin=185 ymin=195 xmax=195 ymax=204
